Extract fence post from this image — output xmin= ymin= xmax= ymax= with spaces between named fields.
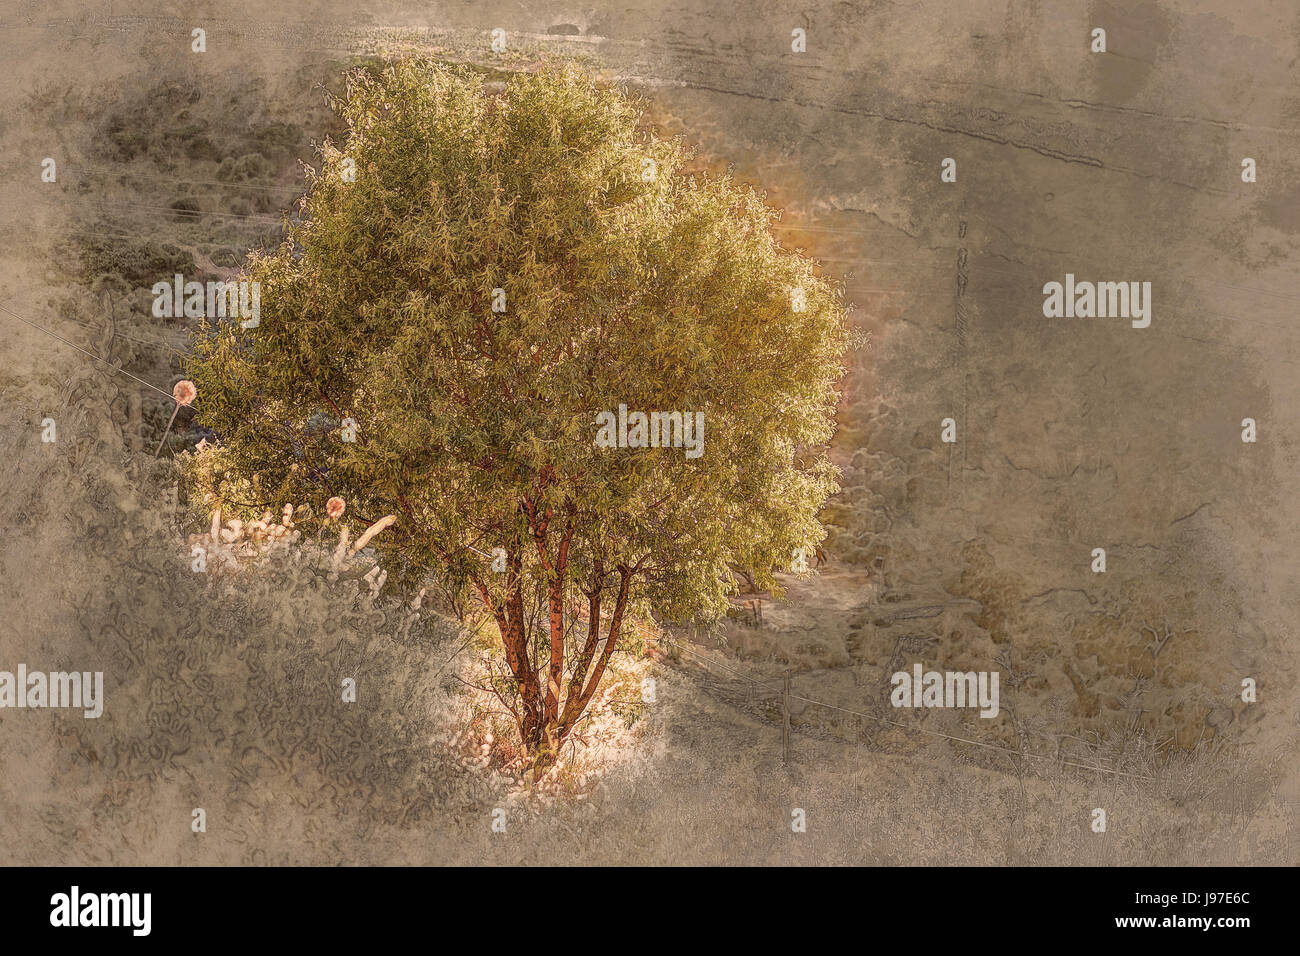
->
xmin=782 ymin=672 xmax=791 ymax=766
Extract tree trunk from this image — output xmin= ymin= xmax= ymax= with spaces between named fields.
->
xmin=473 ymin=539 xmax=633 ymax=773
xmin=559 ymin=566 xmax=632 ymax=739
xmin=472 ymin=549 xmax=546 ymax=758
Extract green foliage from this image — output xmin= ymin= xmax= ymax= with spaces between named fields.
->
xmin=182 ymin=59 xmax=851 ymax=752
xmin=75 ymin=235 xmax=194 ymax=287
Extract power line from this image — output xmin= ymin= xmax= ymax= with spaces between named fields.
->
xmin=0 ymin=302 xmax=179 ymax=402
xmin=652 ymin=629 xmax=1155 ymax=780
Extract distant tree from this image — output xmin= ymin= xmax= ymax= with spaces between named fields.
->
xmin=183 ymin=60 xmax=851 ymax=768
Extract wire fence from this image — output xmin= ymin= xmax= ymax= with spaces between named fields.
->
xmin=643 ymin=623 xmax=1156 ymax=781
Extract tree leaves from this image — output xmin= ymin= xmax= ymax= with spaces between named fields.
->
xmin=183 ymin=56 xmax=851 ymax=628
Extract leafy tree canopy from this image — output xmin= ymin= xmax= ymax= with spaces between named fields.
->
xmin=183 ymin=59 xmax=852 ymax=760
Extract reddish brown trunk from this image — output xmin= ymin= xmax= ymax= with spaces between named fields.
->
xmin=471 ymin=515 xmax=631 ymax=769
xmin=528 ymin=504 xmax=574 ymax=761
xmin=472 ymin=549 xmax=545 ymax=753
xmin=561 ymin=561 xmax=604 ymax=730
xmin=560 ymin=566 xmax=632 ymax=738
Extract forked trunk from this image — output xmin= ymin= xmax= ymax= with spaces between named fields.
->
xmin=477 ymin=552 xmax=635 ymax=773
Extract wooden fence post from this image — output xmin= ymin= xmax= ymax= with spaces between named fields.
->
xmin=782 ymin=672 xmax=791 ymax=766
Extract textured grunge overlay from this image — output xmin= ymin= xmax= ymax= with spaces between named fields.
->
xmin=0 ymin=0 xmax=1297 ymax=865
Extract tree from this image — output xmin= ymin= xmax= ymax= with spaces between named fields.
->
xmin=182 ymin=59 xmax=852 ymax=768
